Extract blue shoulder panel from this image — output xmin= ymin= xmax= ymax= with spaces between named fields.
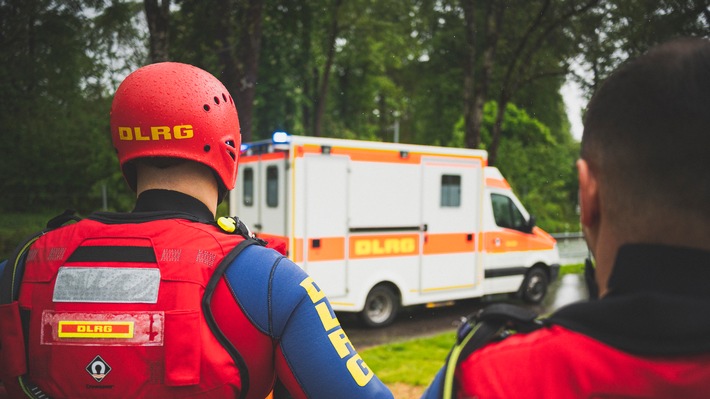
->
xmin=222 ymin=245 xmax=284 ymax=334
xmin=222 ymin=246 xmax=393 ymax=398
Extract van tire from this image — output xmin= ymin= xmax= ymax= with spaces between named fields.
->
xmin=521 ymin=267 xmax=548 ymax=304
xmin=360 ymin=285 xmax=399 ymax=328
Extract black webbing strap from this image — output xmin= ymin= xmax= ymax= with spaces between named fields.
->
xmin=438 ymin=303 xmax=543 ymax=399
xmin=201 ymin=238 xmax=260 ymax=399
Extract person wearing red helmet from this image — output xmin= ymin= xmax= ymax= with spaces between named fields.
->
xmin=0 ymin=62 xmax=393 ymax=399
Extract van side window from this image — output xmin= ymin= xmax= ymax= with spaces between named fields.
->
xmin=441 ymin=174 xmax=461 ymax=207
xmin=266 ymin=165 xmax=279 ymax=208
xmin=491 ymin=193 xmax=526 ymax=231
xmin=243 ymin=167 xmax=254 ymax=207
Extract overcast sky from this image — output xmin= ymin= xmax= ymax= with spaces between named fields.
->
xmin=561 ymin=78 xmax=586 ymax=142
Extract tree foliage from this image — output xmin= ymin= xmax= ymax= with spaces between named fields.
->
xmin=450 ymin=101 xmax=579 ymax=232
xmin=0 ymin=0 xmax=139 ymax=213
xmin=0 ymin=0 xmax=706 ymax=232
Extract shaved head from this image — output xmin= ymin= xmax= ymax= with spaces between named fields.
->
xmin=581 ymin=38 xmax=710 ymax=238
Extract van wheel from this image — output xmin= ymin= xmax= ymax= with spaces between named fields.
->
xmin=521 ymin=268 xmax=548 ymax=304
xmin=360 ymin=285 xmax=399 ymax=328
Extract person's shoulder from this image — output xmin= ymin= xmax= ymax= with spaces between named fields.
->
xmin=456 ymin=325 xmax=602 ymax=397
xmin=472 ymin=324 xmax=598 ymax=361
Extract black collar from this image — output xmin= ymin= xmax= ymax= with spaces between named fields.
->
xmin=132 ymin=189 xmax=214 ymax=221
xmin=89 ymin=189 xmax=215 ymax=224
xmin=606 ymin=244 xmax=710 ymax=299
xmin=548 ymin=244 xmax=710 ymax=356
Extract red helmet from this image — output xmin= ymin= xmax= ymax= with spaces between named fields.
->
xmin=110 ymin=62 xmax=240 ymax=195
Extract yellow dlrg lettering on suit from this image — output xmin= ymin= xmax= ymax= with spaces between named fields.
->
xmin=300 ymin=277 xmax=375 ymax=387
xmin=117 ymin=125 xmax=194 ymax=141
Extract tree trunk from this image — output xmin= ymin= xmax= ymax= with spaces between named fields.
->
xmin=215 ymin=0 xmax=264 ymax=143
xmin=144 ymin=0 xmax=170 ymax=62
xmin=471 ymin=0 xmax=504 ymax=149
xmin=300 ymin=3 xmax=314 ymax=134
xmin=461 ymin=0 xmax=477 ymax=149
xmin=488 ymin=0 xmax=599 ymax=164
xmin=313 ymin=0 xmax=343 ymax=137
xmin=487 ymin=92 xmax=509 ymax=166
xmin=235 ymin=0 xmax=264 ymax=143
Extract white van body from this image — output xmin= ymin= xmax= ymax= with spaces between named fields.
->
xmin=230 ymin=134 xmax=560 ymax=326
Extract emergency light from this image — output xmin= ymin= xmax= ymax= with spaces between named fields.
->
xmin=272 ymin=131 xmax=291 ymax=144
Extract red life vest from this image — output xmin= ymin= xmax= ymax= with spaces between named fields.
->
xmin=1 ymin=217 xmax=263 ymax=398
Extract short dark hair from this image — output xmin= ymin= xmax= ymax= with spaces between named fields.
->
xmin=581 ymin=37 xmax=710 ymax=223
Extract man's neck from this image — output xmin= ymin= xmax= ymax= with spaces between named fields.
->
xmin=135 ymin=162 xmax=218 ymax=217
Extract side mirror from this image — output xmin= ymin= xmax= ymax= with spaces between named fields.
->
xmin=525 ymin=215 xmax=536 ymax=233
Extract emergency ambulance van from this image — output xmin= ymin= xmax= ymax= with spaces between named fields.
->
xmin=230 ymin=133 xmax=560 ymax=327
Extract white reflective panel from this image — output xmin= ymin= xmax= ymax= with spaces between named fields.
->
xmin=53 ymin=267 xmax=160 ymax=303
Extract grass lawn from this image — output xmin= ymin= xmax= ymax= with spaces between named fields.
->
xmin=361 ymin=331 xmax=456 ymax=387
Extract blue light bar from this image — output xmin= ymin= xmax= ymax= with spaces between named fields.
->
xmin=272 ymin=131 xmax=291 ymax=144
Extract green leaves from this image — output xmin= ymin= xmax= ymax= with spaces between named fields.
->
xmin=452 ymin=101 xmax=579 ymax=232
xmin=1 ymin=0 xmax=703 ymax=220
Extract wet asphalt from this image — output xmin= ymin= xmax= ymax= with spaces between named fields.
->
xmin=342 ymin=273 xmax=590 ymax=349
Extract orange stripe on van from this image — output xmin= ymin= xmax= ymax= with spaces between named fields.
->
xmin=482 ymin=229 xmax=556 ymax=253
xmin=239 ymin=154 xmax=260 ymax=164
xmin=239 ymin=152 xmax=286 ymax=164
xmin=299 ymin=144 xmax=421 ymax=164
xmin=423 ymin=233 xmax=475 ymax=254
xmin=485 ymin=177 xmax=511 ymax=189
xmin=295 ymin=144 xmax=485 ymax=165
xmin=307 ymin=237 xmax=345 ymax=262
xmin=349 ymin=233 xmax=419 ymax=259
xmin=292 ymin=238 xmax=304 ymax=263
xmin=259 ymin=152 xmax=287 ymax=161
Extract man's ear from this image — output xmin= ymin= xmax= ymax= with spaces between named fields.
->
xmin=577 ymin=159 xmax=600 ymax=228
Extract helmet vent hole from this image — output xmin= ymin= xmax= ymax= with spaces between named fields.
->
xmin=229 ymin=95 xmax=234 ymax=104
xmin=222 ymin=93 xmax=227 ymax=102
xmin=203 ymin=104 xmax=210 ymax=111
xmin=227 ymin=150 xmax=236 ymax=161
xmin=214 ymin=96 xmax=220 ymax=105
xmin=226 ymin=140 xmax=235 ymax=148
xmin=204 ymin=145 xmax=211 ymax=152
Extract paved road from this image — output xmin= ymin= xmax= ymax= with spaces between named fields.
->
xmin=343 ymin=273 xmax=589 ymax=349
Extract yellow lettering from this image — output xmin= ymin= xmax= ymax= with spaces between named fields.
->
xmin=353 ymin=237 xmax=418 ymax=257
xmin=151 ymin=126 xmax=171 ymax=140
xmin=118 ymin=126 xmax=195 ymax=141
xmin=118 ymin=127 xmax=133 ymax=140
xmin=105 ymin=325 xmax=112 ymax=333
xmin=384 ymin=239 xmax=398 ymax=254
xmin=78 ymin=325 xmax=86 ymax=332
xmin=401 ymin=238 xmax=415 ymax=253
xmin=346 ymin=354 xmax=374 ymax=387
xmin=328 ymin=328 xmax=355 ymax=358
xmin=315 ymin=301 xmax=340 ymax=331
xmin=299 ymin=277 xmax=325 ymax=303
xmin=134 ymin=127 xmax=150 ymax=141
xmin=174 ymin=125 xmax=194 ymax=139
xmin=372 ymin=240 xmax=385 ymax=255
xmin=355 ymin=240 xmax=370 ymax=256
